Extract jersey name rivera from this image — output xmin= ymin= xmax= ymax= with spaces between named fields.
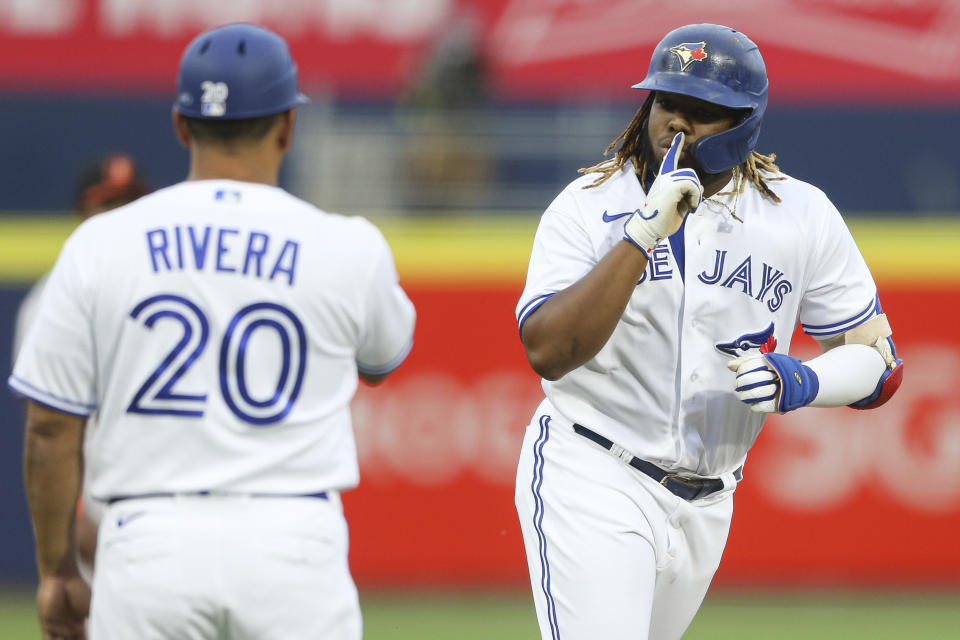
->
xmin=145 ymin=225 xmax=299 ymax=286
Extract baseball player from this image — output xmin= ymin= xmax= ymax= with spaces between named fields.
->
xmin=514 ymin=24 xmax=903 ymax=640
xmin=10 ymin=23 xmax=415 ymax=640
xmin=13 ymin=152 xmax=151 ymax=360
xmin=12 ymin=152 xmax=150 ymax=587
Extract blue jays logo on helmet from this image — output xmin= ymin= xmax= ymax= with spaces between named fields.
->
xmin=668 ymin=42 xmax=708 ymax=71
xmin=716 ymin=323 xmax=776 ymax=357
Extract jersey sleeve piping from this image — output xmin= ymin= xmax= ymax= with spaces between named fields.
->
xmin=7 ymin=376 xmax=95 ymax=417
xmin=801 ymin=295 xmax=880 ymax=338
xmin=517 ymin=293 xmax=556 ymax=334
xmin=357 ymin=336 xmax=414 ymax=376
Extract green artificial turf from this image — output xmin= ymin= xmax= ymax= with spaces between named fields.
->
xmin=2 ymin=588 xmax=958 ymax=639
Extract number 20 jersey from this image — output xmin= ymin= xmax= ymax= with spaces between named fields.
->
xmin=10 ymin=180 xmax=416 ymax=499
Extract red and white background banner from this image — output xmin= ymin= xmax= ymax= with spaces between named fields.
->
xmin=0 ymin=217 xmax=954 ymax=587
xmin=1 ymin=0 xmax=959 ymax=102
xmin=342 ymin=219 xmax=960 ymax=588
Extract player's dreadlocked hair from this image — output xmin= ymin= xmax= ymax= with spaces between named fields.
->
xmin=579 ymin=94 xmax=784 ymax=204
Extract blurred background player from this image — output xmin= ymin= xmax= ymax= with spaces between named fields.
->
xmin=13 ymin=152 xmax=151 ymax=358
xmin=514 ymin=23 xmax=903 ymax=640
xmin=12 ymin=152 xmax=151 ymax=585
xmin=397 ymin=6 xmax=491 ymax=211
xmin=10 ymin=23 xmax=414 ymax=639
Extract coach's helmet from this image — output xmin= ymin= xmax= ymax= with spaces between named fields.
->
xmin=175 ymin=23 xmax=310 ymax=119
xmin=633 ymin=24 xmax=768 ymax=174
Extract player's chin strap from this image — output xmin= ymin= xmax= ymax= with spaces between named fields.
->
xmin=730 ymin=314 xmax=903 ymax=413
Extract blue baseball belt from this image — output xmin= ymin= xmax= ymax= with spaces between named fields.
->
xmin=107 ymin=491 xmax=328 ymax=505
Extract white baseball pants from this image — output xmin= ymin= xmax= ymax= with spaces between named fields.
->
xmin=515 ymin=403 xmax=734 ymax=640
xmin=89 ymin=492 xmax=360 ymax=639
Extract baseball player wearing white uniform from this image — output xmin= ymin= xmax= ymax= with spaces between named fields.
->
xmin=12 ymin=152 xmax=150 ymax=587
xmin=10 ymin=24 xmax=415 ymax=640
xmin=514 ymin=24 xmax=903 ymax=640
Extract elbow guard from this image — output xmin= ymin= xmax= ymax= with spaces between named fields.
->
xmin=850 ymin=336 xmax=903 ymax=409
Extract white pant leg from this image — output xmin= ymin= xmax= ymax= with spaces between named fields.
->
xmin=648 ymin=489 xmax=733 ymax=640
xmin=516 ymin=413 xmax=658 ymax=640
xmin=226 ymin=493 xmax=361 ymax=640
xmin=90 ymin=494 xmax=361 ymax=640
xmin=515 ymin=404 xmax=734 ymax=640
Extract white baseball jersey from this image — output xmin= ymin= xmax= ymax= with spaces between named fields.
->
xmin=516 ymin=165 xmax=878 ymax=478
xmin=11 ymin=273 xmax=48 ymax=364
xmin=10 ymin=179 xmax=415 ymax=500
xmin=13 ymin=271 xmax=108 ymax=568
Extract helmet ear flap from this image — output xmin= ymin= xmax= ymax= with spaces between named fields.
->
xmin=690 ymin=108 xmax=765 ymax=174
xmin=687 ymin=135 xmax=710 ymax=172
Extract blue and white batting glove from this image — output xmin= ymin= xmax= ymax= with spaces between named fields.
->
xmin=727 ymin=353 xmax=820 ymax=414
xmin=624 ymin=131 xmax=703 ymax=253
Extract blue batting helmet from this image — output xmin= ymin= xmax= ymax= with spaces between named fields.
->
xmin=633 ymin=24 xmax=767 ymax=174
xmin=175 ymin=23 xmax=310 ymax=119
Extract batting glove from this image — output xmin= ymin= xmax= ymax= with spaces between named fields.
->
xmin=727 ymin=353 xmax=820 ymax=414
xmin=624 ymin=131 xmax=703 ymax=253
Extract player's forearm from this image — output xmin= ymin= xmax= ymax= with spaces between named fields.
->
xmin=23 ymin=402 xmax=85 ymax=577
xmin=806 ymin=343 xmax=888 ymax=407
xmin=731 ymin=342 xmax=899 ymax=413
xmin=522 ymin=241 xmax=648 ymax=380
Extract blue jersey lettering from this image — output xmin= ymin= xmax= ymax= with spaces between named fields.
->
xmin=270 ymin=240 xmax=299 ymax=286
xmin=144 ymin=225 xmax=299 ymax=287
xmin=698 ymin=249 xmax=793 ymax=310
xmin=216 ymin=228 xmax=240 ymax=274
xmin=721 ymin=256 xmax=753 ymax=296
xmin=243 ymin=231 xmax=270 ymax=277
xmin=767 ymin=280 xmax=793 ymax=312
xmin=146 ymin=228 xmax=171 ymax=273
xmin=698 ymin=250 xmax=726 ymax=285
xmin=189 ymin=226 xmax=212 ymax=270
xmin=649 ymin=245 xmax=673 ymax=281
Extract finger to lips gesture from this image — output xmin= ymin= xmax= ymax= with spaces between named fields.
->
xmin=624 ymin=131 xmax=704 ymax=251
xmin=658 ymin=131 xmax=703 ymax=215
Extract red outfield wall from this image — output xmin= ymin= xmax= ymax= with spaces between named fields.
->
xmin=344 ymin=219 xmax=960 ymax=587
xmin=2 ymin=217 xmax=952 ymax=587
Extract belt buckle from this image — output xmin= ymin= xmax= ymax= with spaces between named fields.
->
xmin=661 ymin=473 xmax=700 ymax=489
xmin=660 ymin=473 xmax=709 ymax=501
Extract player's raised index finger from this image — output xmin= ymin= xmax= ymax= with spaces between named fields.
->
xmin=660 ymin=132 xmax=684 ymax=173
